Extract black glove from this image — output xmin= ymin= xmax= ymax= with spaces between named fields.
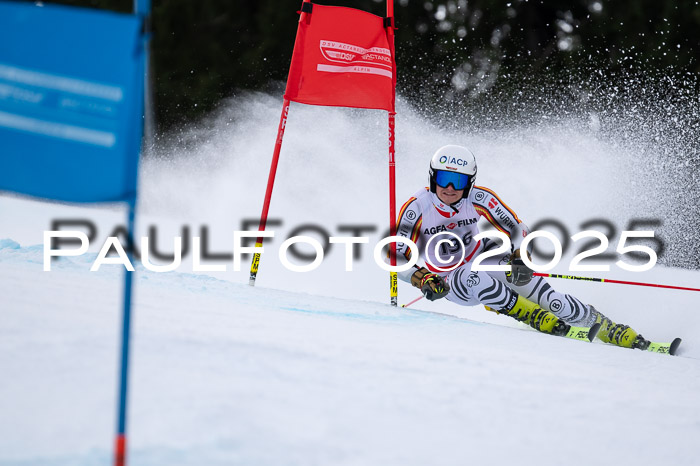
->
xmin=411 ymin=267 xmax=450 ymax=301
xmin=506 ymin=249 xmax=534 ymax=286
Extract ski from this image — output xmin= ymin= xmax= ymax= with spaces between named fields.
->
xmin=642 ymin=337 xmax=682 ymax=356
xmin=563 ymin=322 xmax=600 ymax=342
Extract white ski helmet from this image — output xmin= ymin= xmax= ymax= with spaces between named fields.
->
xmin=429 ymin=145 xmax=477 ymax=198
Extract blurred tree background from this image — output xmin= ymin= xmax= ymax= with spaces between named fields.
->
xmin=37 ymin=0 xmax=699 ymax=133
xmin=20 ymin=0 xmax=700 ymax=267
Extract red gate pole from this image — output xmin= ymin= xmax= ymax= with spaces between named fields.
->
xmin=249 ymin=99 xmax=290 ymax=286
xmin=386 ymin=0 xmax=398 ymax=306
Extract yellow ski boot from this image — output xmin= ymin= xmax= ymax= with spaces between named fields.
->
xmin=499 ymin=295 xmax=569 ymax=336
xmin=589 ymin=306 xmax=649 ymax=349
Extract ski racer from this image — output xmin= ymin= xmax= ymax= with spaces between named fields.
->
xmin=394 ymin=144 xmax=649 ymax=349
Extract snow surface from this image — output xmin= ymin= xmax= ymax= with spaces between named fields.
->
xmin=2 ymin=95 xmax=700 ymax=465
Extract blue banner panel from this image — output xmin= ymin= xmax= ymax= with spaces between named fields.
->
xmin=0 ymin=2 xmax=144 ymax=203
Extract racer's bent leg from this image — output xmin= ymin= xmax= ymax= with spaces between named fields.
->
xmin=445 ymin=266 xmax=566 ymax=334
xmin=476 ymin=251 xmax=593 ymax=325
xmin=446 ymin=266 xmax=514 ymax=308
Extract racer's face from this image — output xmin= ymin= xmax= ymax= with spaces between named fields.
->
xmin=436 ymin=184 xmax=464 ymax=204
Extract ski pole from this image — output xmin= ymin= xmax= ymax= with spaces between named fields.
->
xmin=534 ymin=273 xmax=700 ymax=293
xmin=401 ymin=295 xmax=423 ymax=308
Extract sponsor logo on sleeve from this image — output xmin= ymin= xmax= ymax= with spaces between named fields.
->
xmin=493 ymin=206 xmax=516 ymax=229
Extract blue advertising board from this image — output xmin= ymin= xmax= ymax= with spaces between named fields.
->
xmin=0 ymin=1 xmax=145 ymax=202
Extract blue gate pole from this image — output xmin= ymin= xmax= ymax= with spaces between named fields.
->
xmin=137 ymin=0 xmax=154 ymax=150
xmin=114 ymin=3 xmax=150 ymax=466
xmin=114 ymin=198 xmax=137 ymax=466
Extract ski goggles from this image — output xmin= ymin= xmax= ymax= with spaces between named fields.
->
xmin=434 ymin=170 xmax=471 ymax=190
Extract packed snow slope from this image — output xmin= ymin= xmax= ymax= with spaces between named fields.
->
xmin=2 ymin=92 xmax=700 ymax=465
xmin=1 ymin=240 xmax=699 ymax=466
